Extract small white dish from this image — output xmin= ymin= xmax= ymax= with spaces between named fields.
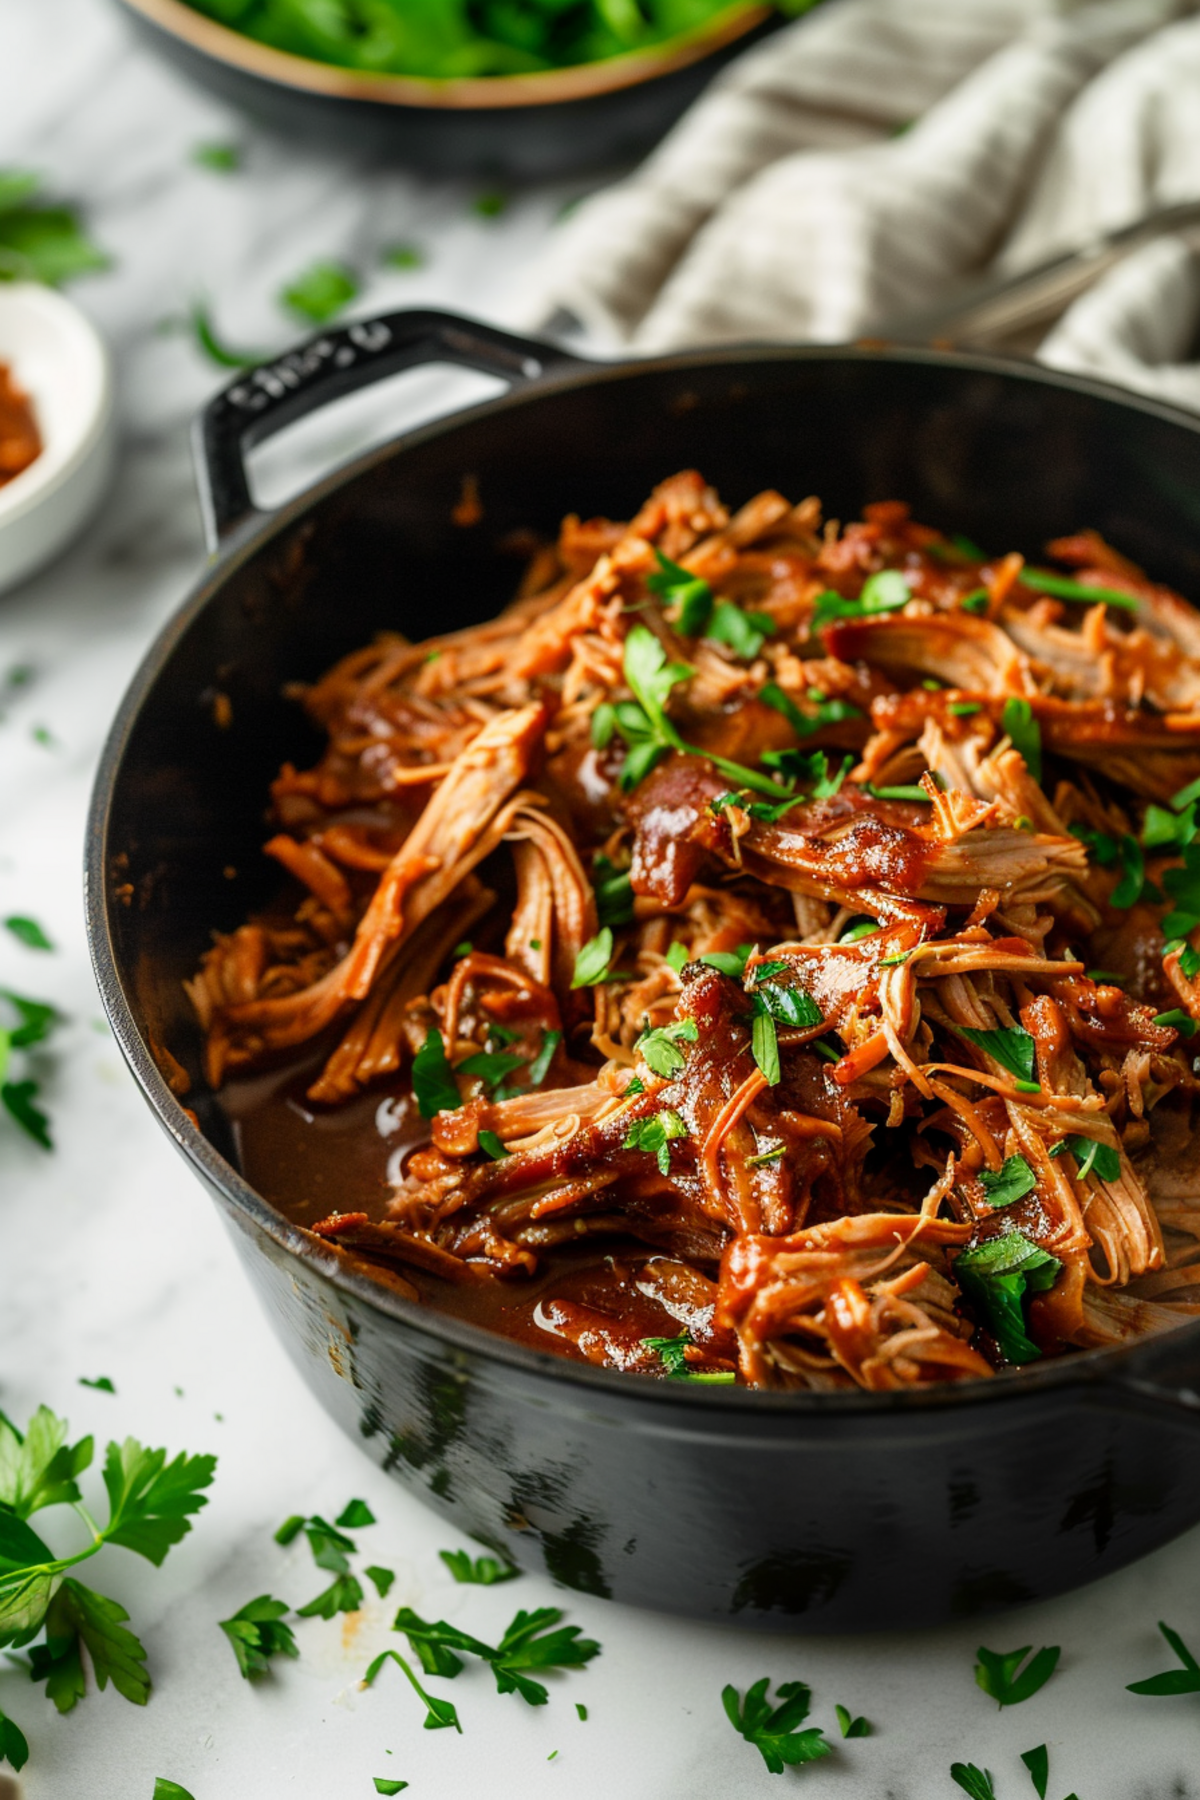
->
xmin=0 ymin=281 xmax=116 ymax=594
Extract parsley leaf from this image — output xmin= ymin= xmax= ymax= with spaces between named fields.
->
xmin=975 ymin=1642 xmax=1061 ymax=1707
xmin=951 ymin=1764 xmax=997 ymax=1800
xmin=623 ymin=624 xmax=690 ymax=751
xmin=297 ymin=1573 xmax=364 ymax=1619
xmin=1020 ymin=568 xmax=1138 ymax=611
xmin=412 ymin=1029 xmax=460 ymax=1119
xmin=622 ymin=1110 xmax=688 ymax=1176
xmin=955 ymin=1023 xmax=1040 ymax=1092
xmin=4 ymin=916 xmax=52 ymax=951
xmin=647 ymin=551 xmax=712 ymax=635
xmin=1110 ymin=834 xmax=1145 ymax=908
xmin=336 ymin=1498 xmax=375 ymax=1529
xmin=640 ymin=1333 xmax=735 ymax=1385
xmin=0 ymin=1404 xmax=93 ymax=1518
xmin=1022 ymin=1744 xmax=1049 ymax=1799
xmin=362 ymin=1646 xmax=461 ymax=1731
xmin=1143 ymin=801 xmax=1196 ymax=852
xmin=812 ymin=569 xmax=910 ymax=628
xmin=572 ymin=928 xmax=614 ymax=988
xmin=185 ymin=300 xmax=264 ymax=370
xmin=219 ymin=1594 xmax=298 ymax=1680
xmin=751 ymin=1009 xmax=780 ymax=1085
xmin=527 ymin=1029 xmax=562 ymax=1088
xmin=78 ymin=1377 xmax=115 ymax=1394
xmin=751 ymin=980 xmax=823 ymax=1030
xmin=762 ymin=747 xmax=853 ymax=798
xmin=280 ymin=259 xmax=359 ymax=325
xmin=0 ymin=1706 xmax=29 ymax=1772
xmin=961 ymin=589 xmax=990 ymax=615
xmin=193 ymin=141 xmax=241 ymax=172
xmin=722 ymin=1677 xmax=830 ymax=1774
xmin=635 ymin=1017 xmax=698 ymax=1079
xmin=955 ymin=1232 xmax=1062 ymax=1363
xmin=593 ymin=855 xmax=634 ymax=928
xmin=1049 ymin=1135 xmax=1121 ymax=1182
xmin=978 ymin=1154 xmax=1037 ymax=1209
xmin=490 ymin=1606 xmax=601 ymax=1707
xmin=1002 ymin=697 xmax=1042 ymax=783
xmin=478 ymin=1130 xmax=510 ymax=1161
xmin=1153 ymin=1007 xmax=1198 ymax=1037
xmin=1127 ymin=1620 xmax=1200 ymax=1697
xmin=1 ymin=988 xmax=60 ymax=1148
xmin=665 ymin=940 xmax=688 ymax=973
xmin=835 ymin=1703 xmax=871 ymax=1737
xmin=153 ymin=1783 xmax=196 ymax=1800
xmin=366 ymin=1566 xmax=395 ymax=1598
xmin=761 ymin=682 xmax=862 ymax=738
xmin=439 ymin=1549 xmax=517 ymax=1585
xmin=709 ymin=599 xmax=774 ymax=660
xmin=700 ymin=944 xmax=754 ymax=979
xmin=457 ymin=1049 xmax=526 ymax=1092
xmin=374 ymin=1781 xmax=408 ymax=1796
xmin=0 ymin=173 xmax=108 ymax=285
xmin=100 ymin=1440 xmax=217 ymax=1566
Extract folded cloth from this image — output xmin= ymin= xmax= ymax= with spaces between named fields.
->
xmin=518 ymin=0 xmax=1200 ymax=407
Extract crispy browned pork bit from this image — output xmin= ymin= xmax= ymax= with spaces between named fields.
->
xmin=190 ymin=472 xmax=1200 ymax=1391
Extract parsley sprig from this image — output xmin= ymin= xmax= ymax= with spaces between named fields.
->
xmin=219 ymin=1596 xmax=299 ymax=1680
xmin=975 ymin=1642 xmax=1061 ymax=1707
xmin=623 ymin=1109 xmax=688 ymax=1175
xmin=955 ymin=1232 xmax=1062 ymax=1364
xmin=722 ymin=1676 xmax=830 ymax=1774
xmin=439 ymin=1548 xmax=517 ymax=1586
xmin=274 ymin=1510 xmax=365 ymax=1619
xmin=393 ymin=1602 xmax=599 ymax=1708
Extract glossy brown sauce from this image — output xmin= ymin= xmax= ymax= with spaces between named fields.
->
xmin=0 ymin=363 xmax=41 ymax=487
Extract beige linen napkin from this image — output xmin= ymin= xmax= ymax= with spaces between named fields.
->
xmin=519 ymin=0 xmax=1200 ymax=406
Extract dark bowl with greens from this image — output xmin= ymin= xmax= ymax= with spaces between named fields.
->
xmin=115 ymin=0 xmax=781 ymax=177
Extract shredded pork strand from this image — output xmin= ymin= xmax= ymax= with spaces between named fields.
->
xmin=188 ymin=473 xmax=1200 ymax=1391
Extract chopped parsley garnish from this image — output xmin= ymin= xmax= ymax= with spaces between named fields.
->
xmin=572 ymin=928 xmax=615 ymax=988
xmin=622 ymin=1110 xmax=688 ymax=1175
xmin=527 ymin=1029 xmax=562 ymax=1088
xmin=362 ymin=1647 xmax=461 ymax=1732
xmin=751 ymin=1010 xmax=781 ymax=1085
xmin=708 ymin=599 xmax=775 ymax=660
xmin=1022 ymin=1744 xmax=1050 ymax=1799
xmin=761 ymin=681 xmax=863 ymax=738
xmin=1153 ymin=1007 xmax=1198 ymax=1037
xmin=185 ymin=300 xmax=263 ymax=369
xmin=722 ymin=1677 xmax=830 ymax=1774
xmin=478 ymin=1130 xmax=509 ymax=1161
xmin=374 ymin=1781 xmax=408 ymax=1796
xmin=439 ymin=1549 xmax=517 ymax=1586
xmin=1161 ymin=838 xmax=1200 ymax=939
xmin=0 ymin=1709 xmax=27 ymax=1771
xmin=949 ymin=701 xmax=983 ymax=716
xmin=951 ymin=1764 xmax=997 ymax=1800
xmin=382 ymin=243 xmax=424 ymax=270
xmin=1143 ymin=801 xmax=1196 ymax=851
xmin=750 ymin=979 xmax=823 ymax=1030
xmin=219 ymin=1596 xmax=298 ymax=1680
xmin=576 ymin=1702 xmax=588 ymax=1721
xmin=811 ymin=568 xmax=910 ymax=628
xmin=635 ymin=1017 xmax=698 ymax=1078
xmin=193 ymin=142 xmax=241 ymax=172
xmin=954 ymin=1231 xmax=1062 ymax=1363
xmin=393 ymin=1602 xmax=599 ymax=1707
xmin=366 ymin=1566 xmax=395 ymax=1597
xmin=665 ymin=941 xmax=688 ymax=973
xmin=4 ymin=915 xmax=52 ymax=950
xmin=280 ymin=259 xmax=359 ymax=325
xmin=960 ymin=589 xmax=990 ymax=615
xmin=640 ymin=1332 xmax=735 ymax=1384
xmin=1002 ymin=697 xmax=1042 ymax=782
xmin=647 ymin=551 xmax=712 ymax=634
xmin=835 ymin=1703 xmax=871 ymax=1737
xmin=457 ymin=1049 xmax=526 ymax=1092
xmin=840 ymin=921 xmax=880 ymax=944
xmin=1049 ymin=1135 xmax=1121 ymax=1182
xmin=1019 ymin=568 xmax=1138 ymax=611
xmin=276 ymin=1511 xmax=364 ymax=1619
xmin=747 ymin=1143 xmax=786 ymax=1167
xmin=761 ymin=747 xmax=853 ymax=797
xmin=593 ymin=854 xmax=634 ymax=927
xmin=153 ymin=1784 xmax=196 ymax=1800
xmin=0 ymin=171 xmax=108 ymax=286
xmin=1177 ymin=942 xmax=1200 ymax=978
xmin=1110 ymin=835 xmax=1145 ymax=908
xmin=975 ymin=1642 xmax=1061 ymax=1707
xmin=700 ymin=944 xmax=754 ymax=979
xmin=336 ymin=1498 xmax=375 ymax=1528
xmin=867 ymin=782 xmax=930 ymax=802
xmin=473 ymin=190 xmax=508 ymax=219
xmin=978 ymin=1154 xmax=1037 ymax=1209
xmin=412 ymin=1028 xmax=460 ymax=1119
xmin=1 ymin=987 xmax=59 ymax=1148
xmin=955 ymin=1023 xmax=1040 ymax=1092
xmin=615 ymin=624 xmax=690 ymax=788
xmin=453 ymin=940 xmax=473 ymax=957
xmin=813 ymin=1037 xmax=841 ymax=1062
xmin=1127 ymin=1620 xmax=1200 ymax=1698
xmin=78 ymin=1376 xmax=115 ymax=1393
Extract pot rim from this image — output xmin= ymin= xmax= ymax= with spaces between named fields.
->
xmin=86 ymin=334 xmax=1200 ymax=1422
xmin=117 ymin=0 xmax=771 ymax=112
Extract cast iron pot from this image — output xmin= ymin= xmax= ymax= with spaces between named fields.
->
xmin=115 ymin=0 xmax=776 ymax=178
xmin=86 ymin=308 xmax=1200 ymax=1632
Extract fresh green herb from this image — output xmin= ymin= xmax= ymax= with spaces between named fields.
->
xmin=975 ymin=1642 xmax=1061 ymax=1707
xmin=1162 ymin=838 xmax=1200 ymax=939
xmin=366 ymin=1566 xmax=395 ymax=1597
xmin=590 ymin=702 xmax=615 ymax=750
xmin=473 ymin=191 xmax=508 ymax=219
xmin=955 ymin=1023 xmax=1040 ymax=1092
xmin=193 ymin=142 xmax=241 ymax=172
xmin=640 ymin=1332 xmax=735 ymax=1384
xmin=761 ymin=681 xmax=863 ymax=738
xmin=412 ymin=1028 xmax=460 ymax=1119
xmin=813 ymin=1038 xmax=841 ymax=1062
xmin=1153 ymin=1007 xmax=1198 ymax=1037
xmin=153 ymin=1784 xmax=196 ymax=1800
xmin=0 ymin=171 xmax=108 ymax=285
xmin=527 ymin=1029 xmax=561 ymax=1088
xmin=453 ymin=940 xmax=473 ymax=957
xmin=709 ymin=599 xmax=775 ymax=660
xmin=1085 ymin=967 xmax=1123 ymax=983
xmin=1002 ymin=697 xmax=1042 ymax=782
xmin=811 ymin=568 xmax=910 ymax=629
xmin=750 ymin=981 xmax=823 ymax=1030
xmin=0 ymin=1710 xmax=29 ymax=1774
xmin=336 ymin=1499 xmax=376 ymax=1528
xmin=955 ymin=1232 xmax=1062 ymax=1363
xmin=280 ymin=259 xmax=359 ymax=325
xmin=700 ymin=944 xmax=754 ymax=979
xmin=1 ymin=987 xmax=59 ymax=1148
xmin=951 ymin=1765 xmax=997 ymax=1800
xmin=867 ymin=782 xmax=930 ymax=802
xmin=722 ymin=1677 xmax=830 ymax=1775
xmin=393 ymin=1602 xmax=599 ymax=1707
xmin=747 ymin=1143 xmax=786 ymax=1167
xmin=576 ymin=1701 xmax=588 ymax=1720
xmin=362 ymin=1647 xmax=461 ymax=1732
xmin=439 ymin=1549 xmax=517 ymax=1586
xmin=593 ymin=854 xmax=634 ymax=928
xmin=835 ymin=1703 xmax=871 ymax=1737
xmin=382 ymin=243 xmax=424 ymax=271
xmin=179 ymin=300 xmax=263 ymax=370
xmin=625 ymin=1075 xmax=645 ymax=1097
xmin=1049 ymin=1135 xmax=1121 ymax=1182
xmin=297 ymin=1572 xmax=364 ymax=1619
xmin=1177 ymin=943 xmax=1200 ymax=978
xmin=949 ymin=701 xmax=983 ymax=716
xmin=278 ymin=1512 xmax=364 ymax=1619
xmin=78 ymin=1377 xmax=115 ymax=1394
xmin=841 ymin=921 xmax=880 ymax=944
xmin=665 ymin=941 xmax=688 ymax=974
xmin=761 ymin=747 xmax=853 ymax=798
xmin=457 ymin=1049 xmax=526 ymax=1092
xmin=1019 ymin=568 xmax=1138 ymax=611
xmin=478 ymin=1130 xmax=509 ymax=1161
xmin=4 ymin=915 xmax=52 ymax=951
xmin=1127 ymin=1620 xmax=1200 ymax=1697
xmin=374 ymin=1781 xmax=408 ymax=1796
xmin=647 ymin=551 xmax=712 ymax=635
xmin=961 ymin=589 xmax=990 ymax=615
xmin=1021 ymin=1744 xmax=1049 ymax=1799
xmin=878 ymin=952 xmax=910 ymax=968
xmin=614 ymin=624 xmax=690 ymax=787
xmin=1143 ymin=801 xmax=1196 ymax=851
xmin=529 ymin=939 xmax=542 ymax=951
xmin=978 ymin=1154 xmax=1037 ymax=1209
xmin=219 ymin=1595 xmax=298 ymax=1680
xmin=622 ymin=1110 xmax=688 ymax=1176
xmin=1173 ymin=775 xmax=1200 ymax=810
xmin=572 ymin=928 xmax=615 ymax=988
xmin=635 ymin=1017 xmax=698 ymax=1079
xmin=1110 ymin=834 xmax=1145 ymax=908
xmin=31 ymin=725 xmax=55 ymax=748
xmin=751 ymin=1010 xmax=780 ymax=1086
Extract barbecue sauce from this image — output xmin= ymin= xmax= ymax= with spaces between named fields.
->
xmin=0 ymin=363 xmax=41 ymax=487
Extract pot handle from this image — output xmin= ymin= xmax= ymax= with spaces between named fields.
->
xmin=193 ymin=308 xmax=588 ymax=551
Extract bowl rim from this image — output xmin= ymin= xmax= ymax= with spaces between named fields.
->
xmin=118 ymin=0 xmax=772 ymax=112
xmin=86 ymin=334 xmax=1200 ymax=1421
xmin=0 ymin=281 xmax=114 ymax=530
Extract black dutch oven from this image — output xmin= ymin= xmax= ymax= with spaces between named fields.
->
xmin=114 ymin=0 xmax=777 ymax=177
xmin=86 ymin=308 xmax=1200 ymax=1632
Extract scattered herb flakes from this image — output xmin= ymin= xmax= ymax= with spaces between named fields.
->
xmin=961 ymin=589 xmax=990 ymax=615
xmin=478 ymin=1130 xmax=510 ymax=1161
xmin=365 ymin=1565 xmax=395 ymax=1598
xmin=576 ymin=1701 xmax=588 ymax=1721
xmin=647 ymin=550 xmax=712 ymax=635
xmin=1110 ymin=834 xmax=1145 ymax=908
xmin=747 ymin=1143 xmax=786 ymax=1167
xmin=473 ymin=191 xmax=509 ymax=219
xmin=219 ymin=1595 xmax=298 ymax=1679
xmin=1127 ymin=1620 xmax=1200 ymax=1697
xmin=834 ymin=1702 xmax=871 ymax=1737
xmin=188 ymin=300 xmax=264 ymax=370
xmin=978 ymin=1154 xmax=1037 ymax=1209
xmin=700 ymin=943 xmax=753 ymax=979
xmin=1 ymin=987 xmax=60 ymax=1149
xmin=193 ymin=141 xmax=242 ymax=172
xmin=622 ymin=1109 xmax=687 ymax=1176
xmin=760 ymin=680 xmax=862 ymax=738
xmin=0 ymin=1708 xmax=29 ymax=1772
xmin=955 ymin=1233 xmax=1062 ymax=1364
xmin=457 ymin=1048 xmax=526 ymax=1093
xmin=709 ymin=598 xmax=775 ymax=660
xmin=950 ymin=701 xmax=983 ymax=716
xmin=665 ymin=940 xmax=688 ymax=974
xmin=382 ymin=243 xmax=424 ymax=271
xmin=31 ymin=724 xmax=55 ymax=748
xmin=336 ymin=1498 xmax=376 ymax=1529
xmin=1002 ymin=696 xmax=1042 ymax=783
xmin=362 ymin=1647 xmax=461 ymax=1732
xmin=951 ymin=1764 xmax=997 ymax=1800
xmin=812 ymin=568 xmax=910 ymax=628
xmin=412 ymin=1028 xmax=460 ymax=1118
xmin=1021 ymin=1744 xmax=1049 ymax=1800
xmin=0 ymin=171 xmax=108 ymax=285
xmin=78 ymin=1376 xmax=115 ymax=1394
xmin=955 ymin=1023 xmax=1040 ymax=1092
xmin=594 ymin=854 xmax=634 ymax=928
xmin=640 ymin=1332 xmax=734 ymax=1384
xmin=280 ymin=259 xmax=359 ymax=325
xmin=4 ymin=915 xmax=52 ymax=950
xmin=439 ymin=1548 xmax=517 ymax=1586
xmin=297 ymin=1572 xmax=364 ymax=1619
xmin=374 ymin=1781 xmax=408 ymax=1796
xmin=394 ymin=1601 xmax=599 ymax=1708
xmin=635 ymin=1016 xmax=698 ymax=1078
xmin=1020 ymin=568 xmax=1138 ymax=611
xmin=572 ymin=927 xmax=615 ymax=988
xmin=751 ymin=1008 xmax=780 ymax=1086
xmin=1153 ymin=1007 xmax=1199 ymax=1037
xmin=975 ymin=1642 xmax=1061 ymax=1707
xmin=722 ymin=1677 xmax=830 ymax=1775
xmin=1049 ymin=1134 xmax=1121 ymax=1183
xmin=278 ymin=1511 xmax=365 ymax=1618
xmin=153 ymin=1783 xmax=196 ymax=1800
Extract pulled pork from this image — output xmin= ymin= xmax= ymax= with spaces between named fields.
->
xmin=187 ymin=473 xmax=1200 ymax=1391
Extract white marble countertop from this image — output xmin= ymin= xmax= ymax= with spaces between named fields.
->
xmin=4 ymin=5 xmax=1200 ymax=1797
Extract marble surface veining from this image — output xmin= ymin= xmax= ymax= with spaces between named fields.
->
xmin=2 ymin=4 xmax=1200 ymax=1796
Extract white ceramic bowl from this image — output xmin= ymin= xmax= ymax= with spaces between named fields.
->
xmin=0 ymin=282 xmax=116 ymax=594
